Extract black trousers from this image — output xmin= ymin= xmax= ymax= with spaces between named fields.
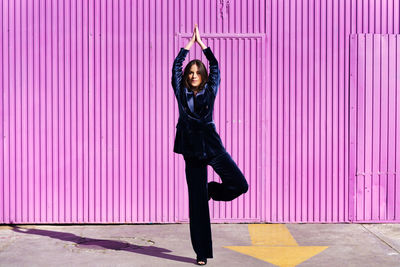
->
xmin=183 ymin=151 xmax=249 ymax=259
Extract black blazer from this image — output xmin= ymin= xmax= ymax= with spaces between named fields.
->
xmin=171 ymin=47 xmax=226 ymax=160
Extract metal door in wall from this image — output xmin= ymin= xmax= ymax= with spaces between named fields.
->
xmin=349 ymin=34 xmax=400 ymax=222
xmin=175 ymin=34 xmax=266 ymax=222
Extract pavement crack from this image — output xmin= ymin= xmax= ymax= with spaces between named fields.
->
xmin=361 ymin=224 xmax=400 ymax=254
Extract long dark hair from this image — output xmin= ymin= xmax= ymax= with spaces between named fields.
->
xmin=183 ymin=59 xmax=208 ymax=91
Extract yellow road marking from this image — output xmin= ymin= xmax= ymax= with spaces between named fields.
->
xmin=224 ymin=224 xmax=328 ymax=267
xmin=248 ymin=224 xmax=298 ymax=246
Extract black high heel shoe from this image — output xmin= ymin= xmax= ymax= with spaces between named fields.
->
xmin=196 ymin=256 xmax=207 ymax=265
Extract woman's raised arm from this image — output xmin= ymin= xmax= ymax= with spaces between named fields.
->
xmin=202 ymin=47 xmax=220 ymax=96
xmin=171 ymin=26 xmax=197 ymax=96
xmin=171 ymin=48 xmax=189 ymax=96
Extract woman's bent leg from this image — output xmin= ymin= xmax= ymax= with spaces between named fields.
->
xmin=207 ymin=152 xmax=249 ymax=201
xmin=184 ymin=156 xmax=213 ymax=259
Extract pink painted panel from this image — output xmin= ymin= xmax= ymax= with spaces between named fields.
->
xmin=350 ymin=34 xmax=400 ymax=222
xmin=175 ymin=34 xmax=265 ymax=223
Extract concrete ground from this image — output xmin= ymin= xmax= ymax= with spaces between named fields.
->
xmin=0 ymin=223 xmax=399 ymax=267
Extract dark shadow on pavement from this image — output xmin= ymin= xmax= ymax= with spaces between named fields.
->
xmin=10 ymin=225 xmax=195 ymax=265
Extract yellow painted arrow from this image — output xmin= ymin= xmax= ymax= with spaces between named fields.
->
xmin=224 ymin=224 xmax=328 ymax=267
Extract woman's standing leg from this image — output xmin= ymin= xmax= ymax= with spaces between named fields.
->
xmin=184 ymin=156 xmax=213 ymax=259
xmin=207 ymin=151 xmax=249 ymax=201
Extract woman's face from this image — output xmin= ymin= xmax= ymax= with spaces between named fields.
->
xmin=188 ymin=64 xmax=202 ymax=88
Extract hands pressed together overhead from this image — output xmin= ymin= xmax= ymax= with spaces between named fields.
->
xmin=191 ymin=24 xmax=202 ymax=42
xmin=185 ymin=24 xmax=207 ymax=50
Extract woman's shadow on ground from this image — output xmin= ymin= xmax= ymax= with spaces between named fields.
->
xmin=10 ymin=225 xmax=195 ymax=265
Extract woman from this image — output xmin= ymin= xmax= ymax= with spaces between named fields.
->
xmin=171 ymin=24 xmax=249 ymax=265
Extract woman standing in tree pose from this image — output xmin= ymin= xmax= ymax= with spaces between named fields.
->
xmin=171 ymin=24 xmax=249 ymax=265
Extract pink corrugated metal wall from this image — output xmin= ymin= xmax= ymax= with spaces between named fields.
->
xmin=1 ymin=0 xmax=399 ymax=223
xmin=349 ymin=34 xmax=400 ymax=222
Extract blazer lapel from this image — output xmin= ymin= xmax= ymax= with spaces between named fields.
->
xmin=183 ymin=87 xmax=200 ymax=118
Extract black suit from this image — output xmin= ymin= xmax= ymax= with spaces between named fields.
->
xmin=171 ymin=47 xmax=248 ymax=260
